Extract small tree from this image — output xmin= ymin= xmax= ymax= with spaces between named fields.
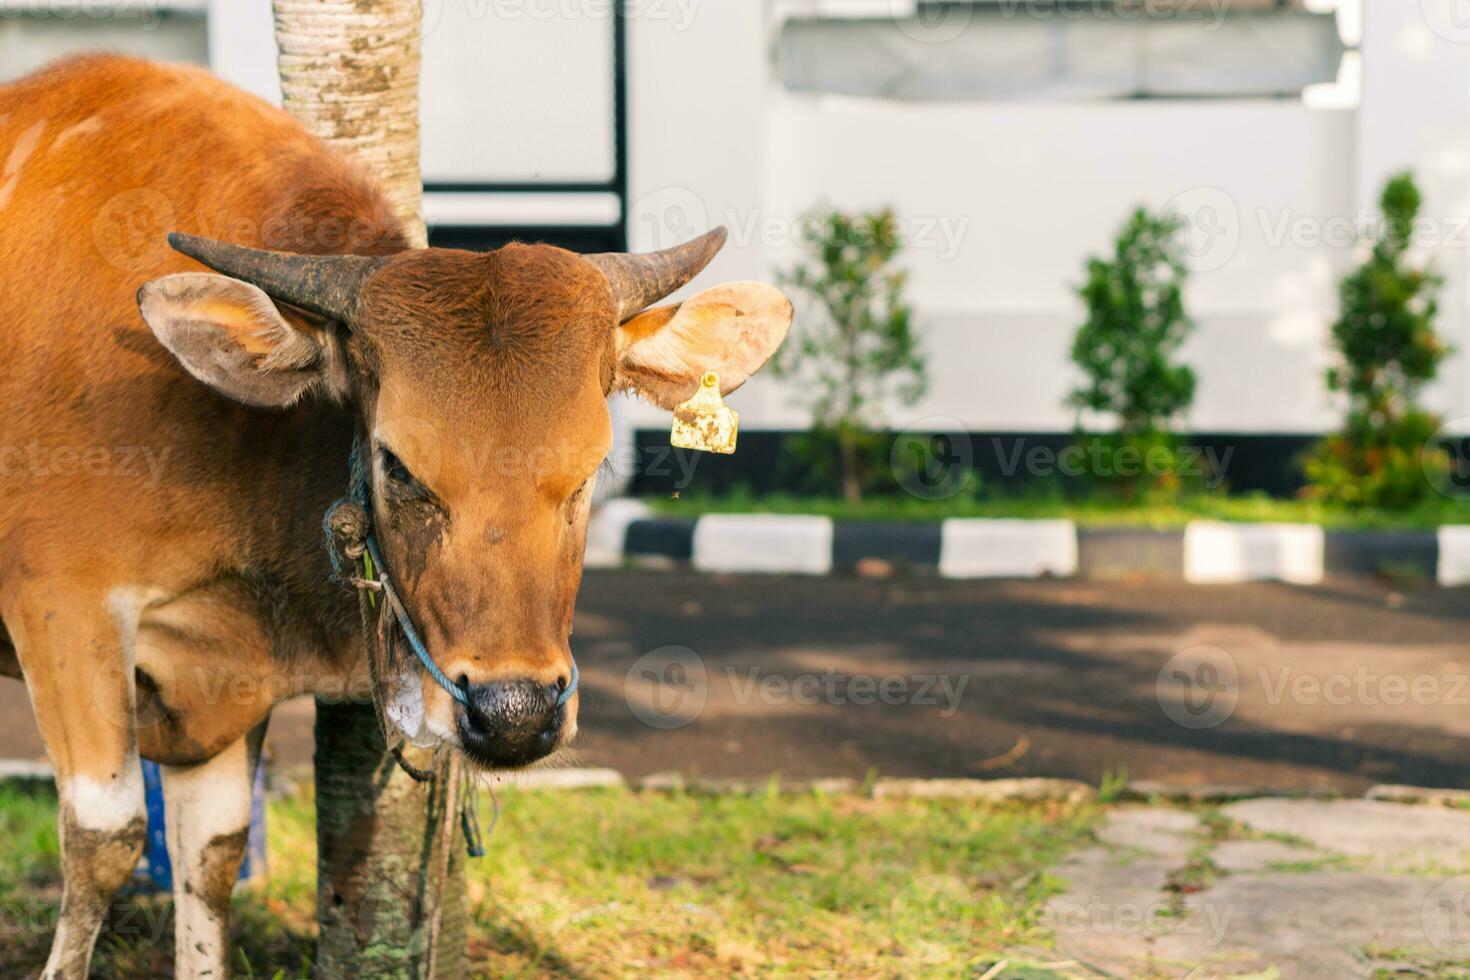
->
xmin=1067 ymin=208 xmax=1196 ymax=494
xmin=1306 ymin=172 xmax=1451 ymax=509
xmin=773 ymin=208 xmax=925 ymax=504
xmin=273 ymin=1 xmax=468 ymax=974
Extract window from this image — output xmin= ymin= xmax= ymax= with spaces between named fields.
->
xmin=778 ymin=0 xmax=1347 ymax=101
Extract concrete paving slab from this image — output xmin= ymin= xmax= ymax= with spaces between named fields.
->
xmin=1047 ymin=808 xmax=1204 ymax=973
xmin=1164 ymin=873 xmax=1456 ymax=979
xmin=1222 ymin=798 xmax=1470 ymax=871
xmin=1211 ymin=838 xmax=1326 ymax=874
xmin=1093 ymin=806 xmax=1201 ymax=857
xmin=1047 ymin=800 xmax=1470 ymax=979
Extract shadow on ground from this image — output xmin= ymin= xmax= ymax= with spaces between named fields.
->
xmin=565 ymin=572 xmax=1470 ymax=793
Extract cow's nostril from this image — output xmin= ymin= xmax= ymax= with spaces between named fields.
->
xmin=455 ymin=677 xmax=562 ymax=769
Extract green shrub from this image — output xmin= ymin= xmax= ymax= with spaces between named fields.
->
xmin=774 ymin=428 xmax=892 ymax=499
xmin=773 ymin=208 xmax=926 ymax=503
xmin=1306 ymin=172 xmax=1451 ymax=510
xmin=1067 ymin=208 xmax=1197 ymax=497
xmin=771 ymin=428 xmax=979 ymax=503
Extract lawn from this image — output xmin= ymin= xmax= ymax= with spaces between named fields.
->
xmin=646 ymin=488 xmax=1470 ymax=530
xmin=0 ymin=780 xmax=1098 ymax=978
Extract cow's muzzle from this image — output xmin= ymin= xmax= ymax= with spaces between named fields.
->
xmin=456 ymin=677 xmax=564 ymax=769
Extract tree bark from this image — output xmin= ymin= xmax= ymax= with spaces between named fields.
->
xmin=313 ymin=702 xmax=466 ymax=979
xmin=269 ymin=1 xmax=466 ymax=975
xmin=273 ymin=0 xmax=428 ymax=248
xmin=838 ymin=424 xmax=862 ymax=506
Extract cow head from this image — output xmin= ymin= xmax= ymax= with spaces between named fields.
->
xmin=135 ymin=229 xmax=791 ymax=769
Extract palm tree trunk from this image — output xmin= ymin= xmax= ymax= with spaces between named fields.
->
xmin=269 ymin=2 xmax=466 ymax=975
xmin=273 ymin=0 xmax=427 ymax=248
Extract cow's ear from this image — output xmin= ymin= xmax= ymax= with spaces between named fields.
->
xmin=138 ymin=273 xmax=345 ymax=407
xmin=612 ymin=282 xmax=793 ymax=409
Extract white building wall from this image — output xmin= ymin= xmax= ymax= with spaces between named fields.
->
xmin=621 ymin=0 xmax=1470 ymax=437
xmin=758 ymin=97 xmax=1358 ymax=433
xmin=207 ymin=0 xmax=280 ymax=106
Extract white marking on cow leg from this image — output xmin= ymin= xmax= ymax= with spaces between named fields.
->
xmin=28 ymin=592 xmax=151 ymax=980
xmin=66 ymin=770 xmax=145 ymax=832
xmin=44 ymin=772 xmax=147 ymax=980
xmin=162 ymin=736 xmax=256 ymax=979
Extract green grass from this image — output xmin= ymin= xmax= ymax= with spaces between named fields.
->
xmin=0 ymin=781 xmax=1098 ymax=978
xmin=1265 ymin=855 xmax=1363 ymax=874
xmin=646 ymin=488 xmax=1470 ymax=530
xmin=1363 ymin=943 xmax=1470 ymax=979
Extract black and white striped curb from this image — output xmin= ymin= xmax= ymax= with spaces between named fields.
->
xmin=587 ymin=500 xmax=1470 ymax=586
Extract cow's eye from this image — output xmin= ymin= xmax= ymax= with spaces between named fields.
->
xmin=379 ymin=448 xmax=416 ymax=487
xmin=566 ymin=476 xmax=593 ymax=522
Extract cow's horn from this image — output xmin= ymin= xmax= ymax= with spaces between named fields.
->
xmin=587 ymin=226 xmax=728 ymax=322
xmin=167 ymin=233 xmax=385 ymax=323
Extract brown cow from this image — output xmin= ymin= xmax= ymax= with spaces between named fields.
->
xmin=0 ymin=55 xmax=790 ymax=978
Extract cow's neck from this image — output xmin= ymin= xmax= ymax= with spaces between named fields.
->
xmin=234 ymin=403 xmax=367 ymax=680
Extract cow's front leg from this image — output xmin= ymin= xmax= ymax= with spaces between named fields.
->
xmin=161 ymin=721 xmax=267 ymax=979
xmin=7 ymin=589 xmax=148 ymax=980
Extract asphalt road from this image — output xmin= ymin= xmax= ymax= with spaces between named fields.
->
xmin=3 ymin=572 xmax=1469 ymax=793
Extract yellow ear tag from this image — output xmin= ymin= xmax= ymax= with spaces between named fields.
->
xmin=671 ymin=372 xmax=739 ymax=455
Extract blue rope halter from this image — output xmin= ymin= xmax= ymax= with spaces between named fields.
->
xmin=323 ymin=435 xmax=579 ymax=711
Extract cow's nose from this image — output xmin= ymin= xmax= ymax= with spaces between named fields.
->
xmin=455 ymin=677 xmax=563 ymax=769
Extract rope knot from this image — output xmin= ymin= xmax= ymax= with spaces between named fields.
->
xmin=323 ymin=498 xmax=371 ymax=580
